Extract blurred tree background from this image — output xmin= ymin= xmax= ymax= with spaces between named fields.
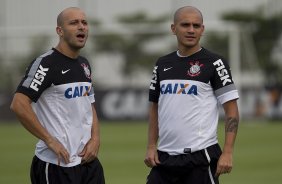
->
xmin=90 ymin=12 xmax=169 ymax=75
xmin=3 ymin=9 xmax=282 ymax=90
xmin=222 ymin=8 xmax=282 ymax=88
xmin=194 ymin=6 xmax=282 ymax=119
xmin=1 ymin=5 xmax=282 ymax=120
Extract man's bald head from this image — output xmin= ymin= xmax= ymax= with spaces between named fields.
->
xmin=57 ymin=7 xmax=84 ymax=26
xmin=173 ymin=6 xmax=203 ymax=24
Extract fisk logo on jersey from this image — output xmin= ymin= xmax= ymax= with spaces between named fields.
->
xmin=150 ymin=66 xmax=158 ymax=90
xmin=30 ymin=65 xmax=49 ymax=91
xmin=160 ymin=83 xmax=197 ymax=95
xmin=213 ymin=59 xmax=232 ymax=86
xmin=65 ymin=85 xmax=92 ymax=99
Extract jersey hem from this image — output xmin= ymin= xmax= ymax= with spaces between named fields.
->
xmin=35 ymin=153 xmax=81 ymax=167
xmin=158 ymin=141 xmax=218 ymax=155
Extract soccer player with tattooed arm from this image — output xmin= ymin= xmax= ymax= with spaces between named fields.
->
xmin=144 ymin=6 xmax=239 ymax=184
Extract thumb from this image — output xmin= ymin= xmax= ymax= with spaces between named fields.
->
xmin=215 ymin=166 xmax=221 ymax=177
xmin=79 ymin=147 xmax=86 ymax=157
xmin=155 ymin=153 xmax=161 ymax=164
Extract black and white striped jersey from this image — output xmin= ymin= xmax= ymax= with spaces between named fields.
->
xmin=16 ymin=48 xmax=95 ymax=167
xmin=149 ymin=48 xmax=239 ymax=155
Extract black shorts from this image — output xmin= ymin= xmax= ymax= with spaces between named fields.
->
xmin=30 ymin=156 xmax=105 ymax=184
xmin=146 ymin=144 xmax=222 ymax=184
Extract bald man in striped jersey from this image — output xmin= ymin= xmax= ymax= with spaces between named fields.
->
xmin=11 ymin=7 xmax=105 ymax=184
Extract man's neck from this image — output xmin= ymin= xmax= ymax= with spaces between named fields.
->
xmin=55 ymin=43 xmax=80 ymax=59
xmin=177 ymin=46 xmax=202 ymax=57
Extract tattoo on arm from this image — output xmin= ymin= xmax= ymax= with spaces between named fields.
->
xmin=225 ymin=117 xmax=238 ymax=133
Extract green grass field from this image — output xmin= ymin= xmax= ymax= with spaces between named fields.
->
xmin=0 ymin=120 xmax=282 ymax=184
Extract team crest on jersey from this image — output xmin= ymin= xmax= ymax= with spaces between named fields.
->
xmin=81 ymin=63 xmax=91 ymax=79
xmin=187 ymin=61 xmax=204 ymax=77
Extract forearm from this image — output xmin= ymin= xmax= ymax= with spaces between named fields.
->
xmin=222 ymin=100 xmax=239 ymax=154
xmin=223 ymin=118 xmax=238 ymax=154
xmin=10 ymin=93 xmax=53 ymax=143
xmin=91 ymin=103 xmax=100 ymax=143
xmin=147 ymin=121 xmax=158 ymax=149
xmin=147 ymin=102 xmax=159 ymax=149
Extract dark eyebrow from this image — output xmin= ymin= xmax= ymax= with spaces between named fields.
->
xmin=68 ymin=19 xmax=88 ymax=23
xmin=180 ymin=22 xmax=202 ymax=27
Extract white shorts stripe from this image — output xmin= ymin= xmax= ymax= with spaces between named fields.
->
xmin=45 ymin=163 xmax=49 ymax=184
xmin=204 ymin=149 xmax=215 ymax=184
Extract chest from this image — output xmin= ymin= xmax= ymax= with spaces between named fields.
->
xmin=158 ymin=60 xmax=214 ymax=84
xmin=52 ymin=61 xmax=92 ymax=86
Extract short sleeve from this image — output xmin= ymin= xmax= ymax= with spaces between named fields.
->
xmin=16 ymin=56 xmax=53 ymax=102
xmin=149 ymin=63 xmax=160 ymax=103
xmin=211 ymin=58 xmax=239 ymax=104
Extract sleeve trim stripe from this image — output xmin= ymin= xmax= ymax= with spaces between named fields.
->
xmin=214 ymin=84 xmax=237 ymax=97
xmin=217 ymin=90 xmax=239 ymax=104
xmin=22 ymin=50 xmax=53 ymax=88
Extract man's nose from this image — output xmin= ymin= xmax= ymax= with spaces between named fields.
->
xmin=78 ymin=22 xmax=86 ymax=30
xmin=187 ymin=25 xmax=195 ymax=32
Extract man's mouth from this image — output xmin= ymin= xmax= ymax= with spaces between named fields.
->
xmin=185 ymin=36 xmax=195 ymax=39
xmin=77 ymin=33 xmax=86 ymax=40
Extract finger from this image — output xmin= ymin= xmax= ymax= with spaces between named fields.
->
xmin=149 ymin=158 xmax=157 ymax=167
xmin=215 ymin=167 xmax=222 ymax=177
xmin=155 ymin=155 xmax=161 ymax=165
xmin=63 ymin=152 xmax=70 ymax=164
xmin=58 ymin=155 xmax=61 ymax=166
xmin=144 ymin=159 xmax=150 ymax=166
xmin=144 ymin=159 xmax=152 ymax=167
xmin=82 ymin=157 xmax=90 ymax=164
xmin=216 ymin=168 xmax=230 ymax=177
xmin=82 ymin=152 xmax=93 ymax=164
xmin=86 ymin=156 xmax=96 ymax=163
xmin=80 ymin=150 xmax=89 ymax=164
xmin=79 ymin=148 xmax=86 ymax=157
xmin=81 ymin=159 xmax=86 ymax=165
xmin=224 ymin=168 xmax=232 ymax=174
xmin=82 ymin=153 xmax=94 ymax=164
xmin=215 ymin=171 xmax=222 ymax=177
xmin=56 ymin=148 xmax=69 ymax=164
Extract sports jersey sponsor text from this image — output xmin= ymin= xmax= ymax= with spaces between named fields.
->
xmin=160 ymin=83 xmax=197 ymax=95
xmin=65 ymin=85 xmax=92 ymax=99
xmin=150 ymin=66 xmax=158 ymax=90
xmin=30 ymin=65 xmax=49 ymax=91
xmin=213 ymin=59 xmax=232 ymax=86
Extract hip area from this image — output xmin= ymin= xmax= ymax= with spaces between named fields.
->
xmin=157 ymin=143 xmax=222 ymax=170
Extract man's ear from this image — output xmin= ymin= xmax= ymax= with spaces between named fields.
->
xmin=56 ymin=26 xmax=63 ymax=36
xmin=171 ymin=24 xmax=176 ymax=35
xmin=201 ymin=25 xmax=205 ymax=36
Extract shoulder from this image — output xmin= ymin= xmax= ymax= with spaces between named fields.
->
xmin=156 ymin=51 xmax=177 ymax=65
xmin=201 ymin=48 xmax=229 ymax=63
xmin=201 ymin=48 xmax=224 ymax=60
xmin=32 ymin=49 xmax=59 ymax=67
xmin=26 ymin=49 xmax=57 ymax=72
xmin=35 ymin=49 xmax=54 ymax=61
xmin=78 ymin=55 xmax=90 ymax=63
xmin=198 ymin=48 xmax=231 ymax=71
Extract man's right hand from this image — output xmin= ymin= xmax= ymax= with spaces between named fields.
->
xmin=144 ymin=146 xmax=160 ymax=168
xmin=46 ymin=137 xmax=70 ymax=165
